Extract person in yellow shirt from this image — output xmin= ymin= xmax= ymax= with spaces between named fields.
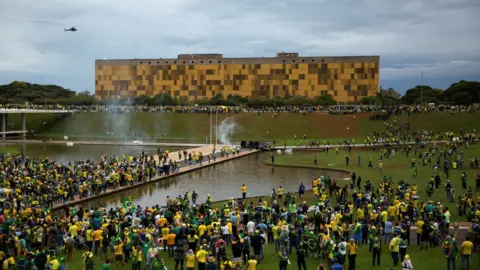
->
xmin=460 ymin=236 xmax=473 ymax=269
xmin=247 ymin=257 xmax=257 ymax=270
xmin=370 ymin=210 xmax=378 ymax=225
xmin=167 ymin=232 xmax=176 ymax=257
xmin=48 ymin=255 xmax=60 ymax=270
xmin=113 ymin=240 xmax=124 ymax=269
xmin=158 ymin=216 xmax=167 ymax=227
xmin=242 ymin=184 xmax=247 ymax=199
xmin=93 ymin=228 xmax=103 ymax=255
xmin=278 ymin=186 xmax=284 ymax=201
xmin=198 ymin=222 xmax=207 ymax=237
xmin=82 ymin=248 xmax=94 ymax=270
xmin=196 ymin=247 xmax=208 ymax=270
xmin=389 ymin=234 xmax=401 ymax=267
xmin=416 ymin=217 xmax=424 ymax=246
xmin=356 ymin=208 xmax=365 ymax=221
xmin=347 ymin=238 xmax=357 ymax=269
xmin=132 ymin=245 xmax=143 ymax=270
xmin=86 ymin=227 xmax=94 ymax=251
xmin=381 ymin=210 xmax=388 ymax=227
xmin=186 ymin=249 xmax=196 ymax=270
xmin=68 ymin=223 xmax=78 ymax=238
xmin=388 ymin=204 xmax=397 ymax=221
xmin=161 ymin=225 xmax=170 ymax=252
xmin=188 ymin=232 xmax=199 ymax=251
xmin=2 ymin=255 xmax=15 ymax=270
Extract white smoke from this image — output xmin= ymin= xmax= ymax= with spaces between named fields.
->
xmin=217 ymin=117 xmax=236 ymax=145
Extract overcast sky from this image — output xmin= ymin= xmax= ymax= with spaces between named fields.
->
xmin=1 ymin=0 xmax=479 ymax=93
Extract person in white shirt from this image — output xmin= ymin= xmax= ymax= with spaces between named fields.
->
xmin=402 ymin=254 xmax=413 ymax=269
xmin=221 ymin=224 xmax=230 ymax=244
xmin=338 ymin=240 xmax=347 ymax=264
xmin=247 ymin=220 xmax=256 ymax=236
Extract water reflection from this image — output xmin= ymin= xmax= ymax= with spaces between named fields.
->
xmin=79 ymin=152 xmax=344 ymax=210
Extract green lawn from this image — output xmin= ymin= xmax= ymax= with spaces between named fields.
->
xmin=9 ymin=111 xmax=480 ymax=144
xmin=268 ymin=144 xmax=480 ymax=222
xmin=7 ymin=113 xmax=63 ymax=133
xmin=65 ymin=239 xmax=477 ymax=270
xmin=0 ymin=146 xmax=20 ymax=155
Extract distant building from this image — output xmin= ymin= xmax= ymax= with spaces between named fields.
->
xmin=95 ymin=53 xmax=380 ymax=102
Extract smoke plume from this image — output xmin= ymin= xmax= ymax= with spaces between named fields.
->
xmin=217 ymin=117 xmax=236 ymax=145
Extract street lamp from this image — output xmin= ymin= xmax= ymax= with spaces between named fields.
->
xmin=41 ymin=77 xmax=46 ymax=107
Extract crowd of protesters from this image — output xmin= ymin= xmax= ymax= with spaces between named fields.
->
xmin=1 ymin=103 xmax=478 ymax=115
xmin=1 ymin=141 xmax=479 ymax=269
xmin=0 ymin=108 xmax=480 ymax=269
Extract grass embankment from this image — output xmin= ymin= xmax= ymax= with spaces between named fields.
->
xmin=7 ymin=113 xmax=63 ymax=134
xmin=16 ymin=111 xmax=480 ymax=144
xmin=268 ymin=145 xmax=480 ymax=222
xmin=0 ymin=146 xmax=20 ymax=155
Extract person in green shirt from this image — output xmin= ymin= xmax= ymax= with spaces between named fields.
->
xmin=102 ymin=259 xmax=111 ymax=270
xmin=372 ymin=232 xmax=381 ymax=267
xmin=442 ymin=235 xmax=458 ymax=270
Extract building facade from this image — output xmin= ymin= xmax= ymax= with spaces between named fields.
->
xmin=95 ymin=53 xmax=380 ymax=102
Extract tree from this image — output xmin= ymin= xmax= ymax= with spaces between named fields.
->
xmin=133 ymin=95 xmax=153 ymax=105
xmin=286 ymin=96 xmax=314 ymax=106
xmin=380 ymin=87 xmax=401 ymax=100
xmin=152 ymin=93 xmax=176 ymax=105
xmin=209 ymin=93 xmax=236 ymax=105
xmin=360 ymin=96 xmax=381 ymax=105
xmin=401 ymin=85 xmax=443 ymax=104
xmin=452 ymin=92 xmax=472 ymax=105
xmin=377 ymin=87 xmax=401 ymax=105
xmin=77 ymin=90 xmax=92 ymax=97
xmin=314 ymin=94 xmax=337 ymax=105
xmin=0 ymin=81 xmax=75 ymax=103
xmin=443 ymin=80 xmax=480 ymax=104
xmin=226 ymin=94 xmax=249 ymax=105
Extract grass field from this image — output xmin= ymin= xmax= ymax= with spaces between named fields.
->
xmin=7 ymin=111 xmax=480 ymax=144
xmin=267 ymin=145 xmax=480 ymax=224
xmin=65 ymin=241 xmax=478 ymax=270
xmin=0 ymin=145 xmax=20 ymax=155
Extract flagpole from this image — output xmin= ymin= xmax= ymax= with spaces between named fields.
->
xmin=215 ymin=108 xmax=218 ymax=146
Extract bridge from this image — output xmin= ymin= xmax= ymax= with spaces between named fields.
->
xmin=0 ymin=109 xmax=76 ymax=140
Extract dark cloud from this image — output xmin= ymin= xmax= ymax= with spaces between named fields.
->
xmin=0 ymin=0 xmax=479 ymax=92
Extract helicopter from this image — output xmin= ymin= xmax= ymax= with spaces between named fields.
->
xmin=64 ymin=27 xmax=77 ymax=32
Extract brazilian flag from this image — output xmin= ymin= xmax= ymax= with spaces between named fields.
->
xmin=412 ymin=166 xmax=418 ymax=178
xmin=123 ymin=198 xmax=136 ymax=212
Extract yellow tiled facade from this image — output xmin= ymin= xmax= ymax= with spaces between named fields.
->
xmin=95 ymin=53 xmax=380 ymax=102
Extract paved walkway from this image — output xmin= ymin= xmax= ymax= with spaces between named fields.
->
xmin=153 ymin=145 xmax=226 ymax=163
xmin=272 ymin=140 xmax=454 ymax=150
xmin=52 ymin=147 xmax=258 ymax=210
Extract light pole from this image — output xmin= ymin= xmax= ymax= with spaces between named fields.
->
xmin=215 ymin=107 xmax=218 ymax=146
xmin=209 ymin=107 xmax=212 ymax=145
xmin=41 ymin=77 xmax=46 ymax=107
xmin=420 ymin=73 xmax=424 ymax=106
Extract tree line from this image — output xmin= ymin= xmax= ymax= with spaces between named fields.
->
xmin=1 ymin=80 xmax=478 ymax=106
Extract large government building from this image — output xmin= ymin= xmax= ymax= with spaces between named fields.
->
xmin=95 ymin=53 xmax=380 ymax=102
